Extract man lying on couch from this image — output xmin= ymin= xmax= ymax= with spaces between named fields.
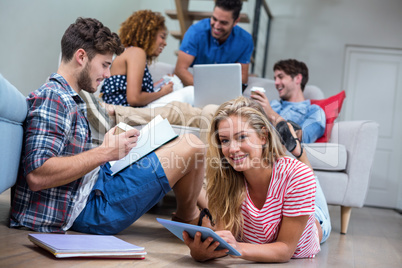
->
xmin=250 ymin=59 xmax=326 ymax=154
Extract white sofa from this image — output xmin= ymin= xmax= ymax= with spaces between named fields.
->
xmin=149 ymin=62 xmax=380 ymax=234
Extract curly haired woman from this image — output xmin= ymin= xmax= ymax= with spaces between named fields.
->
xmin=101 ymin=10 xmax=193 ymax=107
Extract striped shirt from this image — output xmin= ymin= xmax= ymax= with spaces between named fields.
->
xmin=10 ymin=73 xmax=92 ymax=233
xmin=241 ymin=156 xmax=320 ymax=258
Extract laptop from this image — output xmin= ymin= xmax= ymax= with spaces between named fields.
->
xmin=193 ymin=63 xmax=242 ymax=107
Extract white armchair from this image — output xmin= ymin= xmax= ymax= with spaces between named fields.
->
xmin=316 ymin=120 xmax=379 ymax=234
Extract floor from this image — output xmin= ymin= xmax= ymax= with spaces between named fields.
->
xmin=0 ymin=189 xmax=401 ymax=268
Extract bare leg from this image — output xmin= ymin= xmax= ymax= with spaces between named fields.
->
xmin=154 ymin=134 xmax=206 ymax=223
xmin=197 ymin=187 xmax=208 ymax=210
xmin=199 ymin=104 xmax=218 ymax=144
xmin=112 ymin=101 xmax=202 ymax=128
xmin=315 ymin=219 xmax=323 ymax=242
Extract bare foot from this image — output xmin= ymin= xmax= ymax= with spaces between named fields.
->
xmin=172 ymin=208 xmax=215 ymax=229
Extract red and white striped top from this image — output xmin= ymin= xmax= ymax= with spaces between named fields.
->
xmin=241 ymin=156 xmax=320 ymax=258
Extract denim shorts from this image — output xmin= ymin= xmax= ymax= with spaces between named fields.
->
xmin=71 ymin=152 xmax=171 ymax=235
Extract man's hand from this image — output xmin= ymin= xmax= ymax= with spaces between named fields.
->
xmin=100 ymin=126 xmax=140 ymax=161
xmin=250 ymin=91 xmax=283 ymax=125
xmin=174 ymin=51 xmax=195 ymax=86
xmin=25 ymin=125 xmax=139 ymax=191
xmin=250 ymin=90 xmax=271 ymax=112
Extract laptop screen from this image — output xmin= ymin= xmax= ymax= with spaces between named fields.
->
xmin=193 ymin=63 xmax=242 ymax=108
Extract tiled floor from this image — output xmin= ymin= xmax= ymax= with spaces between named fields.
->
xmin=0 ymin=189 xmax=401 ymax=267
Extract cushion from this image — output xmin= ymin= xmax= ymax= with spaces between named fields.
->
xmin=0 ymin=74 xmax=27 ymax=123
xmin=0 ymin=74 xmax=27 ymax=193
xmin=304 ymin=143 xmax=347 ymax=171
xmin=311 ymin=90 xmax=346 ymax=142
xmin=314 ymin=170 xmax=348 ymax=205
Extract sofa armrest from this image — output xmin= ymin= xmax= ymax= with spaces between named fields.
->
xmin=0 ymin=74 xmax=27 ymax=194
xmin=330 ymin=120 xmax=379 ymax=207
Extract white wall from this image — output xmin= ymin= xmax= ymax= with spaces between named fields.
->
xmin=0 ymin=0 xmax=254 ymax=96
xmin=265 ymin=0 xmax=402 ymax=99
xmin=0 ymin=0 xmax=141 ymax=96
xmin=3 ymin=0 xmax=401 ymax=98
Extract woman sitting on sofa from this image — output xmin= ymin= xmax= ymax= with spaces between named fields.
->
xmin=101 ymin=10 xmax=193 ymax=108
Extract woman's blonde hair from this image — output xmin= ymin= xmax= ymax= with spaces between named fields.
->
xmin=119 ymin=10 xmax=166 ymax=63
xmin=206 ymin=97 xmax=285 ymax=238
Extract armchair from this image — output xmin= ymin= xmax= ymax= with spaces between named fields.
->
xmin=316 ymin=120 xmax=379 ymax=234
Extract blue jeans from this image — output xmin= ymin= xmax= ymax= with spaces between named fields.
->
xmin=315 ymin=177 xmax=331 ymax=243
xmin=71 ymin=152 xmax=171 ymax=235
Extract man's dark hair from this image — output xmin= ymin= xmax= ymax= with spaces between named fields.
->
xmin=215 ymin=0 xmax=243 ymax=21
xmin=273 ymin=59 xmax=309 ymax=91
xmin=61 ymin=17 xmax=124 ymax=62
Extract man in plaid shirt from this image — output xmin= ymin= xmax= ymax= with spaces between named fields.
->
xmin=10 ymin=18 xmax=208 ymax=234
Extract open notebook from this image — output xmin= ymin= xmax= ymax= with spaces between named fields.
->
xmin=109 ymin=115 xmax=178 ymax=175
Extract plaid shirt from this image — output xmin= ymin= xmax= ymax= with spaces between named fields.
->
xmin=10 ymin=73 xmax=92 ymax=233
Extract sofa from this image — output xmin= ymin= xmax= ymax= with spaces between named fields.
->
xmin=0 ymin=74 xmax=27 ymax=195
xmin=149 ymin=62 xmax=380 ymax=234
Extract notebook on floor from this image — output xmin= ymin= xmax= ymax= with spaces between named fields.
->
xmin=193 ymin=63 xmax=242 ymax=108
xmin=28 ymin=233 xmax=146 ymax=259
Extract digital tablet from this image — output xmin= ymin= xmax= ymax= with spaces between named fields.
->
xmin=156 ymin=218 xmax=241 ymax=256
